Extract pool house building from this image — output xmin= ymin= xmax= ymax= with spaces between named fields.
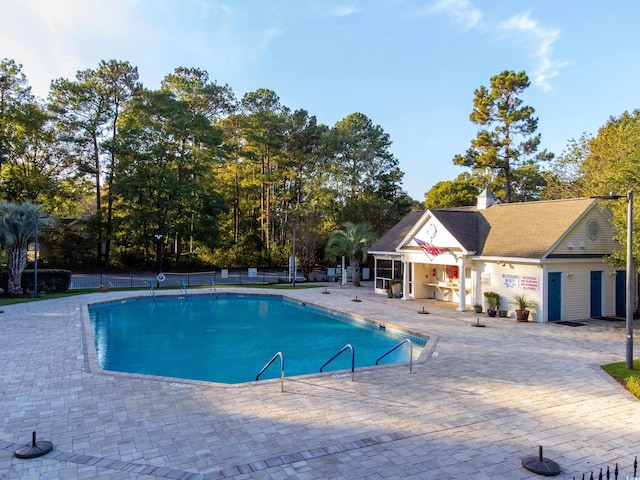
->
xmin=369 ymin=190 xmax=629 ymax=323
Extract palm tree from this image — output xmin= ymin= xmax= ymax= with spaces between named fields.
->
xmin=325 ymin=222 xmax=376 ymax=287
xmin=0 ymin=202 xmax=45 ymax=296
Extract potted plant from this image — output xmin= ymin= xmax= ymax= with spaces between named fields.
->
xmin=483 ymin=291 xmax=500 ymax=317
xmin=473 ymin=303 xmax=483 ymax=313
xmin=513 ymin=293 xmax=534 ymax=322
xmin=389 ymin=278 xmax=402 ymax=298
xmin=386 ymin=284 xmax=394 ymax=298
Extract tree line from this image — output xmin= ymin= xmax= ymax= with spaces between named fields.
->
xmin=1 ymin=59 xmax=638 ymax=284
xmin=0 ymin=58 xmax=415 ymax=277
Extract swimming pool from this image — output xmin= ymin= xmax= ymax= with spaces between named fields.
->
xmin=88 ymin=294 xmax=426 ymax=384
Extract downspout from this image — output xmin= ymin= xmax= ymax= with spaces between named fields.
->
xmin=541 ymin=263 xmax=548 ymax=322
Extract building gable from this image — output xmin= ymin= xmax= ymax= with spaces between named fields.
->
xmin=399 ymin=211 xmax=471 ymax=255
xmin=547 ymin=205 xmax=620 ymax=258
xmin=477 ymin=198 xmax=597 ymax=259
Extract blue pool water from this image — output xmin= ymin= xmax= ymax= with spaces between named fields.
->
xmin=88 ymin=294 xmax=425 ymax=384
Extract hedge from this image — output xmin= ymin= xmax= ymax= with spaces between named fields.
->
xmin=1 ymin=269 xmax=72 ymax=294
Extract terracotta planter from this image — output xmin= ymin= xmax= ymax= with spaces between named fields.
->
xmin=516 ymin=309 xmax=530 ymax=322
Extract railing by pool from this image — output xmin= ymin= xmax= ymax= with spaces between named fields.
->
xmin=256 ymin=352 xmax=285 ymax=392
xmin=376 ymin=338 xmax=413 ymax=373
xmin=320 ymin=344 xmax=355 ymax=381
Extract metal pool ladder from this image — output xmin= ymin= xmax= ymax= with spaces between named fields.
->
xmin=320 ymin=344 xmax=355 ymax=381
xmin=256 ymin=352 xmax=285 ymax=392
xmin=376 ymin=339 xmax=413 ymax=373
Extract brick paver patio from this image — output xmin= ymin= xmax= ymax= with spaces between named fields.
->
xmin=1 ymin=284 xmax=638 ymax=479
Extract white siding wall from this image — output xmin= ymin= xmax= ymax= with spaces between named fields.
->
xmin=545 ymin=261 xmax=617 ymax=321
xmin=474 ymin=262 xmax=543 ymax=321
xmin=553 ymin=210 xmax=620 ymax=256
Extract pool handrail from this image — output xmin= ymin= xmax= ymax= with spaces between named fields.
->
xmin=148 ymin=281 xmax=155 ymax=298
xmin=375 ymin=339 xmax=413 ymax=373
xmin=209 ymin=277 xmax=218 ymax=297
xmin=180 ymin=278 xmax=188 ymax=297
xmin=256 ymin=351 xmax=284 ymax=392
xmin=320 ymin=344 xmax=354 ymax=381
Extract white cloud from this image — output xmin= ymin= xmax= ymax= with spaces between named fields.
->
xmin=499 ymin=12 xmax=567 ymax=91
xmin=329 ymin=5 xmax=360 ymax=17
xmin=1 ymin=0 xmax=140 ymax=97
xmin=414 ymin=0 xmax=482 ymax=32
xmin=1 ymin=0 xmax=288 ymax=96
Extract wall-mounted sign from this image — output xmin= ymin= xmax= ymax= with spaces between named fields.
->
xmin=481 ymin=273 xmax=491 ymax=286
xmin=446 ymin=265 xmax=459 ymax=279
xmin=520 ymin=275 xmax=539 ymax=291
xmin=502 ymin=274 xmax=518 ymax=288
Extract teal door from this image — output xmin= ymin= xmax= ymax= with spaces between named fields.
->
xmin=590 ymin=271 xmax=603 ymax=317
xmin=547 ymin=272 xmax=562 ymax=321
xmin=615 ymin=270 xmax=626 ymax=317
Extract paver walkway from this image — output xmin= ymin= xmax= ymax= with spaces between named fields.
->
xmin=1 ymin=284 xmax=638 ymax=479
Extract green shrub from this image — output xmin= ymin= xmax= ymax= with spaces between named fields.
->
xmin=625 ymin=376 xmax=640 ymax=397
xmin=22 ymin=269 xmax=72 ymax=293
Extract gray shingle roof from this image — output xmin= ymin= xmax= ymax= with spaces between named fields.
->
xmin=478 ymin=197 xmax=596 ymax=258
xmin=369 ymin=210 xmax=425 ymax=253
xmin=430 ymin=209 xmax=486 ymax=253
xmin=371 ymin=197 xmax=597 ymax=259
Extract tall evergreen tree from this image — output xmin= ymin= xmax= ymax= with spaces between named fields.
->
xmin=50 ymin=60 xmax=141 ymax=268
xmin=113 ymin=89 xmax=225 ymax=265
xmin=1 ymin=59 xmax=80 ymax=213
xmin=454 ymin=70 xmax=552 ymax=203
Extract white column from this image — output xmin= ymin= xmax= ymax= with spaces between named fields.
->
xmin=402 ymin=259 xmax=410 ymax=301
xmin=457 ymin=256 xmax=467 ymax=311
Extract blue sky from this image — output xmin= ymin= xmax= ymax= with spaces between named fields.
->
xmin=2 ymin=0 xmax=639 ymax=201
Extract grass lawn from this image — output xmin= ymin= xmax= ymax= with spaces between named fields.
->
xmin=601 ymin=359 xmax=640 ymax=399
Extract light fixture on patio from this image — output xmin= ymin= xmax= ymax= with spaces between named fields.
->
xmin=154 ymin=233 xmax=163 ymax=288
xmin=591 ymin=191 xmax=635 ymax=370
xmin=33 ymin=214 xmax=48 ymax=298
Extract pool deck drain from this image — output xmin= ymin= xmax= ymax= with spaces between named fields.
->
xmin=1 ymin=284 xmax=639 ymax=479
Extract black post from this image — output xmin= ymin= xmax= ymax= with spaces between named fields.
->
xmin=292 ymin=218 xmax=296 ymax=287
xmin=154 ymin=234 xmax=163 ymax=288
xmin=33 ymin=215 xmax=39 ymax=298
